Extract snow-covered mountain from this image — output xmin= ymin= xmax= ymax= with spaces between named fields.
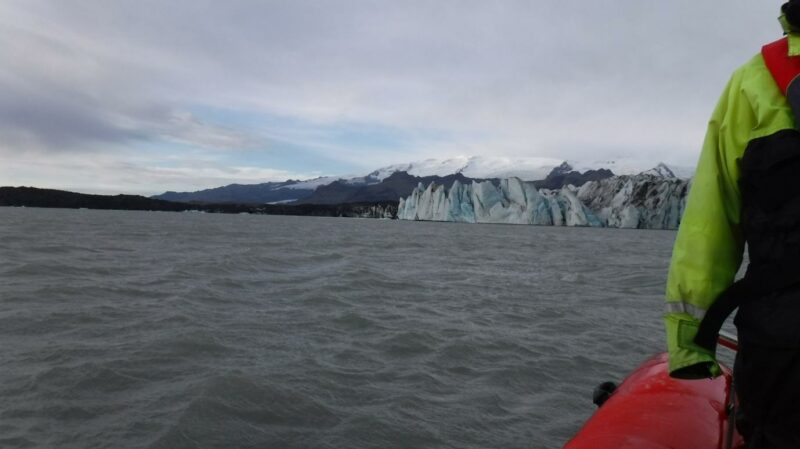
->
xmin=370 ymin=156 xmax=693 ymax=181
xmin=277 ymin=176 xmax=345 ymax=190
xmin=301 ymin=157 xmax=694 ymax=202
xmin=369 ymin=156 xmax=565 ymax=182
xmin=566 ymin=159 xmax=693 ymax=179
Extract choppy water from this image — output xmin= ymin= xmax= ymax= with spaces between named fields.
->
xmin=1 ymin=207 xmax=680 ymax=449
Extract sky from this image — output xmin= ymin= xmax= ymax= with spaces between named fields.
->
xmin=0 ymin=1 xmax=785 ymax=195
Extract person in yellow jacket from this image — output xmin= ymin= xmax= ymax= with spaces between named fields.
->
xmin=666 ymin=2 xmax=800 ymax=447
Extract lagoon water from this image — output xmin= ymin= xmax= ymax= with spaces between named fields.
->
xmin=1 ymin=207 xmax=679 ymax=448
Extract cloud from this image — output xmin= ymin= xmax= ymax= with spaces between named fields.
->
xmin=0 ymin=150 xmax=325 ymax=195
xmin=0 ymin=0 xmax=785 ymax=192
xmin=154 ymin=111 xmax=261 ymax=151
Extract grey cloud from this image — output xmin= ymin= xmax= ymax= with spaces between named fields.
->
xmin=0 ymin=0 xmax=786 ymax=170
xmin=0 ymin=80 xmax=258 ymax=153
xmin=0 ymin=80 xmax=145 ymax=150
xmin=157 ymin=112 xmax=261 ymax=150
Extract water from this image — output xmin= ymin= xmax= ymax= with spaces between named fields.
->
xmin=0 ymin=207 xmax=679 ymax=449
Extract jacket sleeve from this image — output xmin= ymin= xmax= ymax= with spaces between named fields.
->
xmin=665 ymin=72 xmax=750 ymax=378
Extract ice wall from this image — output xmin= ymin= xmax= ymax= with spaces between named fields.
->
xmin=397 ymin=177 xmax=603 ymax=227
xmin=397 ymin=174 xmax=689 ymax=229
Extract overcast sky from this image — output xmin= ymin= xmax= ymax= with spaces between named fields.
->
xmin=0 ymin=1 xmax=785 ymax=195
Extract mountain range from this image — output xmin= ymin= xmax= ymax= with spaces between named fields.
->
xmin=152 ymin=157 xmax=692 ymax=205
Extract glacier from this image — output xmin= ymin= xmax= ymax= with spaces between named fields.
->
xmin=397 ymin=172 xmax=689 ymax=229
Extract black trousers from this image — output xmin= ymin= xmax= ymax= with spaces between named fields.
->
xmin=734 ymin=338 xmax=800 ymax=448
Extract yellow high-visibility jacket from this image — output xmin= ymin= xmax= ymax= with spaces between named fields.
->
xmin=665 ymin=32 xmax=800 ymax=377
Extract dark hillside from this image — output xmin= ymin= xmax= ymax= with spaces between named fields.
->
xmin=297 ymin=171 xmax=495 ymax=204
xmin=0 ymin=187 xmax=397 ymax=218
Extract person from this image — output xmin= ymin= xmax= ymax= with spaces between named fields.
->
xmin=665 ymin=3 xmax=800 ymax=448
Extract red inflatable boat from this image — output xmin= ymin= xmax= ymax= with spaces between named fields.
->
xmin=565 ymin=335 xmax=744 ymax=449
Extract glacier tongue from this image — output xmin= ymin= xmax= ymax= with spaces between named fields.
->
xmin=576 ymin=174 xmax=689 ymax=229
xmin=398 ymin=173 xmax=689 ymax=229
xmin=398 ymin=177 xmax=603 ymax=227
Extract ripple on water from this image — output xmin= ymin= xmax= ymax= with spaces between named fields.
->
xmin=143 ymin=331 xmax=233 ymax=359
xmin=331 ymin=312 xmax=379 ymax=331
xmin=0 ymin=437 xmax=36 ymax=449
xmin=375 ymin=331 xmax=440 ymax=358
xmin=147 ymin=375 xmax=341 ymax=449
xmin=0 ymin=210 xmax=678 ymax=449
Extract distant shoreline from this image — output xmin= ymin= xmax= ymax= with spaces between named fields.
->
xmin=0 ymin=187 xmax=398 ymax=219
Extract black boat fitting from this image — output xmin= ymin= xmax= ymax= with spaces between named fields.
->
xmin=592 ymin=381 xmax=617 ymax=407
